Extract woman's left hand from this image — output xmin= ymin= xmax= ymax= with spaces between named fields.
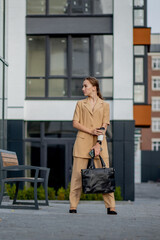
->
xmin=91 ymin=143 xmax=101 ymax=157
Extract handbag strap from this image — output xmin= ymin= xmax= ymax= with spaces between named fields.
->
xmin=88 ymin=152 xmax=106 ymax=169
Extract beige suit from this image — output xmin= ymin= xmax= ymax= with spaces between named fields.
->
xmin=69 ymin=97 xmax=115 ymax=209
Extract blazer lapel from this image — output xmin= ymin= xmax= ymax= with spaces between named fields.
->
xmin=83 ymin=98 xmax=93 ymax=115
xmin=93 ymin=98 xmax=103 ymax=114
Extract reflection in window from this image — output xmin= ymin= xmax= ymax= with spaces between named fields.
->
xmin=26 ymin=79 xmax=45 ymax=97
xmin=134 ymin=9 xmax=144 ymax=26
xmin=48 ymin=79 xmax=67 ymax=97
xmin=27 ymin=0 xmax=46 ymax=15
xmin=134 ymin=85 xmax=145 ymax=103
xmin=45 ymin=121 xmax=77 ymax=137
xmin=152 ymin=139 xmax=160 ymax=151
xmin=134 ymin=0 xmax=144 ymax=7
xmin=71 ymin=0 xmax=91 ymax=14
xmin=71 ymin=79 xmax=84 ymax=96
xmin=93 ymin=0 xmax=112 ymax=14
xmin=94 ymin=36 xmax=113 ymax=77
xmin=50 ymin=38 xmax=67 ymax=76
xmin=152 ymin=77 xmax=160 ymax=90
xmin=135 ymin=58 xmax=143 ymax=83
xmin=99 ymin=78 xmax=112 ymax=97
xmin=27 ymin=36 xmax=45 ymax=77
xmin=152 ymin=58 xmax=160 ymax=70
xmin=49 ymin=0 xmax=68 ymax=14
xmin=72 ymin=38 xmax=89 ymax=76
xmin=134 ymin=46 xmax=145 ymax=55
xmin=25 ymin=122 xmax=41 ymax=138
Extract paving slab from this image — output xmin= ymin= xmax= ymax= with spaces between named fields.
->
xmin=0 ymin=183 xmax=160 ymax=240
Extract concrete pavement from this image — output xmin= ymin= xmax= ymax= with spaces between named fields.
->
xmin=0 ymin=183 xmax=160 ymax=240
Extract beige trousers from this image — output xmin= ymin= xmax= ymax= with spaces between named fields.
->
xmin=69 ymin=157 xmax=116 ymax=209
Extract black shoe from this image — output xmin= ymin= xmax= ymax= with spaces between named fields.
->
xmin=107 ymin=208 xmax=117 ymax=215
xmin=69 ymin=209 xmax=77 ymax=213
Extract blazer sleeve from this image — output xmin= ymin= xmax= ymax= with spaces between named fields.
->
xmin=73 ymin=101 xmax=80 ymax=122
xmin=102 ymin=102 xmax=110 ymax=125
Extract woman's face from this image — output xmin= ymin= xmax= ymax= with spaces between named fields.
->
xmin=82 ymin=79 xmax=96 ymax=96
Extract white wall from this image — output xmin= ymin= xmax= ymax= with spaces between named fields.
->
xmin=113 ymin=0 xmax=133 ymax=120
xmin=7 ymin=0 xmax=26 ymax=119
xmin=24 ymin=100 xmax=113 ymax=121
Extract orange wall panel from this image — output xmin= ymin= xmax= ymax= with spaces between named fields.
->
xmin=133 ymin=105 xmax=151 ymax=126
xmin=133 ymin=28 xmax=151 ymax=45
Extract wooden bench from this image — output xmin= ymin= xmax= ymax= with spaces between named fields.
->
xmin=0 ymin=149 xmax=50 ymax=209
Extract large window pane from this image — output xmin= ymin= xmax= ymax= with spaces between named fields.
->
xmin=93 ymin=0 xmax=112 ymax=14
xmin=25 ymin=122 xmax=41 ymax=138
xmin=27 ymin=36 xmax=45 ymax=77
xmin=48 ymin=79 xmax=67 ymax=97
xmin=135 ymin=58 xmax=143 ymax=83
xmin=94 ymin=35 xmax=113 ymax=77
xmin=26 ymin=79 xmax=45 ymax=97
xmin=134 ymin=0 xmax=144 ymax=7
xmin=71 ymin=79 xmax=83 ymax=96
xmin=49 ymin=0 xmax=69 ymax=14
xmin=72 ymin=38 xmax=89 ymax=76
xmin=98 ymin=78 xmax=113 ymax=97
xmin=50 ymin=38 xmax=67 ymax=76
xmin=134 ymin=46 xmax=145 ymax=55
xmin=134 ymin=9 xmax=144 ymax=26
xmin=27 ymin=0 xmax=46 ymax=15
xmin=71 ymin=0 xmax=91 ymax=14
xmin=134 ymin=85 xmax=145 ymax=103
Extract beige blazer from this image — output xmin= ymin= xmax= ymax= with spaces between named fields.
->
xmin=73 ymin=97 xmax=110 ymax=159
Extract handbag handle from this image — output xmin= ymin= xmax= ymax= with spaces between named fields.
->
xmin=88 ymin=150 xmax=106 ymax=169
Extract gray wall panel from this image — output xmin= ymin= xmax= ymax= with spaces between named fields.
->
xmin=26 ymin=16 xmax=113 ymax=34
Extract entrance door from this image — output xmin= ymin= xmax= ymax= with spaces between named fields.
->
xmin=44 ymin=139 xmax=74 ymax=190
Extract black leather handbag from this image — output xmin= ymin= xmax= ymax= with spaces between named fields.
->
xmin=81 ymin=155 xmax=115 ymax=194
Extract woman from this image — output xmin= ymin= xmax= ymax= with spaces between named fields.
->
xmin=69 ymin=77 xmax=117 ymax=215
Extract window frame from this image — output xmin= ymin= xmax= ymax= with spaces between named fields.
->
xmin=152 ymin=118 xmax=160 ymax=133
xmin=152 ymin=76 xmax=160 ymax=91
xmin=133 ymin=0 xmax=146 ymax=27
xmin=26 ymin=34 xmax=113 ymax=100
xmin=152 ymin=57 xmax=160 ymax=70
xmin=26 ymin=0 xmax=113 ymax=16
xmin=152 ymin=97 xmax=160 ymax=111
xmin=152 ymin=138 xmax=160 ymax=151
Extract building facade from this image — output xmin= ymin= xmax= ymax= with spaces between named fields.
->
xmin=141 ymin=34 xmax=160 ymax=151
xmin=6 ymin=0 xmax=134 ymax=200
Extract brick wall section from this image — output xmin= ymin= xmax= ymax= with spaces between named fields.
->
xmin=141 ymin=55 xmax=160 ymax=150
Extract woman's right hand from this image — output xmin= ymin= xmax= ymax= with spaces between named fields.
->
xmin=91 ymin=128 xmax=103 ymax=136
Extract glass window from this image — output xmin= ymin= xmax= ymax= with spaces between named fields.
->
xmin=45 ymin=121 xmax=77 ymax=138
xmin=152 ymin=58 xmax=160 ymax=70
xmin=152 ymin=139 xmax=160 ymax=151
xmin=25 ymin=122 xmax=41 ymax=138
xmin=152 ymin=119 xmax=160 ymax=132
xmin=72 ymin=38 xmax=89 ymax=76
xmin=71 ymin=0 xmax=91 ymax=14
xmin=48 ymin=79 xmax=67 ymax=97
xmin=94 ymin=35 xmax=113 ymax=77
xmin=71 ymin=78 xmax=84 ymax=96
xmin=27 ymin=36 xmax=45 ymax=77
xmin=134 ymin=85 xmax=145 ymax=103
xmin=134 ymin=9 xmax=144 ymax=26
xmin=152 ymin=97 xmax=160 ymax=111
xmin=134 ymin=46 xmax=145 ymax=55
xmin=152 ymin=77 xmax=160 ymax=90
xmin=49 ymin=0 xmax=69 ymax=14
xmin=93 ymin=0 xmax=112 ymax=14
xmin=134 ymin=0 xmax=144 ymax=7
xmin=135 ymin=58 xmax=143 ymax=83
xmin=98 ymin=78 xmax=112 ymax=97
xmin=50 ymin=38 xmax=67 ymax=76
xmin=27 ymin=0 xmax=46 ymax=15
xmin=26 ymin=78 xmax=45 ymax=97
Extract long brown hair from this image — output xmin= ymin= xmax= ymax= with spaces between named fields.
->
xmin=85 ymin=77 xmax=103 ymax=100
